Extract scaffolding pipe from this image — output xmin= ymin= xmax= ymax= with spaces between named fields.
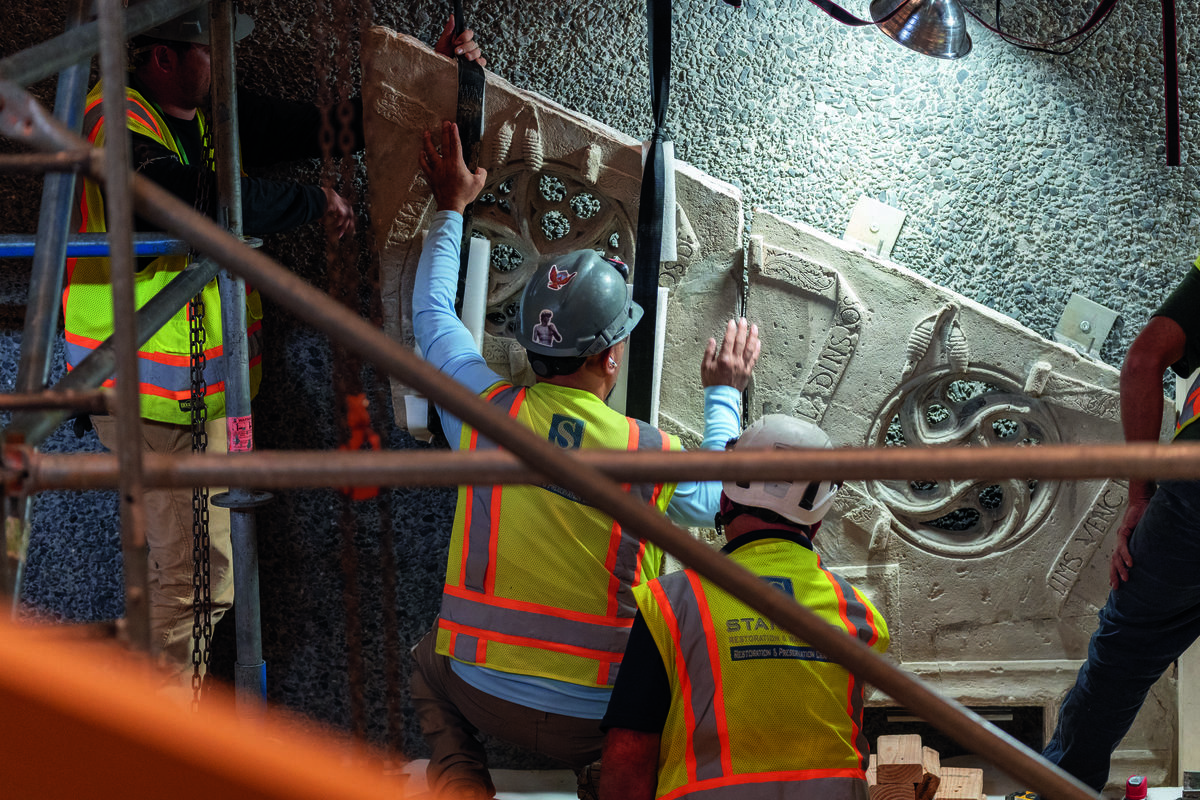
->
xmin=97 ymin=0 xmax=150 ymax=653
xmin=13 ymin=0 xmax=90 ymax=404
xmin=4 ymin=0 xmax=90 ymax=609
xmin=8 ymin=255 xmax=223 ymax=447
xmin=0 ymin=234 xmax=190 ymax=258
xmin=209 ymin=0 xmax=268 ymax=714
xmin=0 ymin=150 xmax=91 ymax=173
xmin=8 ymin=442 xmax=1200 ymax=494
xmin=0 ymin=390 xmax=109 ymax=415
xmin=2 ymin=79 xmax=1100 ymax=800
xmin=0 ymin=0 xmax=206 ymax=89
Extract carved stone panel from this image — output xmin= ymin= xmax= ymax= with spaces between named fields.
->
xmin=750 ymin=209 xmax=1173 ymax=784
xmin=362 ymin=27 xmax=742 ymax=429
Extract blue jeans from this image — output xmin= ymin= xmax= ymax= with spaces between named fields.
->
xmin=1042 ymin=480 xmax=1200 ymax=792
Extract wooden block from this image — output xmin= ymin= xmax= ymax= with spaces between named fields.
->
xmin=915 ymin=746 xmax=942 ymax=800
xmin=934 ymin=767 xmax=984 ymax=800
xmin=870 ymin=783 xmax=916 ymax=800
xmin=876 ymin=734 xmax=924 ymax=785
xmin=866 ymin=754 xmax=878 ymax=786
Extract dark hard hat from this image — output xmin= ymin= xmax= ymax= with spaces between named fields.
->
xmin=516 ymin=250 xmax=642 ymax=358
xmin=142 ymin=4 xmax=254 ymax=44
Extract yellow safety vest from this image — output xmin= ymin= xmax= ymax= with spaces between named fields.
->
xmin=436 ymin=381 xmax=681 ymax=688
xmin=63 ymin=82 xmax=262 ymax=424
xmin=637 ymin=534 xmax=889 ymax=800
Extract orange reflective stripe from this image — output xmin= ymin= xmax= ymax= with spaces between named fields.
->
xmin=688 ymin=572 xmax=733 ymax=777
xmin=125 ymin=95 xmax=162 ymax=139
xmin=437 ymin=618 xmax=623 ymax=664
xmin=657 ymin=768 xmax=867 ymax=800
xmin=651 ymin=578 xmax=701 ymax=785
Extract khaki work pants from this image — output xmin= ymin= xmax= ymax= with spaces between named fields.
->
xmin=93 ymin=415 xmax=233 ymax=686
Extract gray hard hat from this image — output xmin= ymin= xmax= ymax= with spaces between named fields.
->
xmin=515 ymin=250 xmax=642 ymax=358
xmin=142 ymin=4 xmax=254 ymax=44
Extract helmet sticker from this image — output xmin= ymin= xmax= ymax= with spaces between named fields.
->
xmin=532 ymin=309 xmax=563 ymax=347
xmin=547 ymin=265 xmax=577 ymax=290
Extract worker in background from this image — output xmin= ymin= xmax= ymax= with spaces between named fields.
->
xmin=599 ymin=414 xmax=889 ymax=800
xmin=1040 ymin=263 xmax=1200 ymax=793
xmin=64 ymin=5 xmax=483 ymax=690
xmin=410 ymin=120 xmax=761 ymax=800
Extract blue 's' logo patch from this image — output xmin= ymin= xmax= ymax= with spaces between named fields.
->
xmin=549 ymin=415 xmax=586 ymax=449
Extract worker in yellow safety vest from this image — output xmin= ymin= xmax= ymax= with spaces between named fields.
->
xmin=64 ymin=5 xmax=478 ymax=688
xmin=600 ymin=415 xmax=890 ymax=800
xmin=410 ymin=120 xmax=762 ymax=800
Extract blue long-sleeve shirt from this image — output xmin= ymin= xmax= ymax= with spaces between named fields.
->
xmin=412 ymin=210 xmax=741 ymax=716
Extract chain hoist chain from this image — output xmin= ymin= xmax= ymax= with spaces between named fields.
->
xmin=188 ymin=93 xmax=216 ymax=711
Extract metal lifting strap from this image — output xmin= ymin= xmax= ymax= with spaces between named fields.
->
xmin=1162 ymin=0 xmax=1179 ymax=166
xmin=452 ymin=0 xmax=486 ymax=316
xmin=627 ymin=0 xmax=673 ymax=423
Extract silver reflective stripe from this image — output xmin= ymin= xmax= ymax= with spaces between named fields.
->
xmin=659 ymin=572 xmax=726 ymax=783
xmin=451 ymin=633 xmax=479 ymax=662
xmin=461 ymin=386 xmax=524 ymax=592
xmin=826 ymin=572 xmax=876 ymax=647
xmin=65 ymin=339 xmax=234 ymax=390
xmin=440 ymin=591 xmax=631 ymax=654
xmin=684 ymin=775 xmax=869 ymax=800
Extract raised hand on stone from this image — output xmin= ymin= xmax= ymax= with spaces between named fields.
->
xmin=419 ymin=121 xmax=488 ymax=215
xmin=701 ymin=317 xmax=761 ymax=391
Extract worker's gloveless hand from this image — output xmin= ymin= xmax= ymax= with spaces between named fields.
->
xmin=419 ymin=121 xmax=488 ymax=215
xmin=435 ymin=15 xmax=487 ymax=67
xmin=321 ymin=187 xmax=355 ymax=239
xmin=701 ymin=317 xmax=761 ymax=391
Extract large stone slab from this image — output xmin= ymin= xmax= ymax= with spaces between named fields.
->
xmin=361 ymin=24 xmax=1177 ymax=789
xmin=362 ymin=26 xmax=742 ymax=431
xmin=749 ymin=209 xmax=1174 ymax=785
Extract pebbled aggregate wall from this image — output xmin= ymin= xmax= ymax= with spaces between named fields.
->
xmin=1 ymin=0 xmax=1195 ymax=768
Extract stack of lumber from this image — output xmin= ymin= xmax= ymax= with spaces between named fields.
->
xmin=866 ymin=734 xmax=985 ymax=800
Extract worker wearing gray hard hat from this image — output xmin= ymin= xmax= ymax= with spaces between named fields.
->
xmin=67 ymin=4 xmax=484 ymax=695
xmin=409 ymin=119 xmax=762 ymax=800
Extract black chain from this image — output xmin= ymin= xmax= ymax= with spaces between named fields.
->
xmin=188 ymin=100 xmax=215 ymax=711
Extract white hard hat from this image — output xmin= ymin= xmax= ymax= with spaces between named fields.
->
xmin=723 ymin=415 xmax=840 ymax=526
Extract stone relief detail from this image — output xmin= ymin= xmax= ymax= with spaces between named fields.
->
xmin=762 ymin=248 xmax=837 ymax=295
xmin=868 ymin=366 xmax=1061 ymax=558
xmin=902 ymin=305 xmax=968 ymax=381
xmin=363 ymin=27 xmax=742 ymax=428
xmin=1047 ymin=480 xmax=1128 ymax=605
xmin=1025 ymin=360 xmax=1121 ymax=422
xmin=795 ymin=295 xmax=862 ymax=425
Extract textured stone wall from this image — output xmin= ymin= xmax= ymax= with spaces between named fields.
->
xmin=1 ymin=0 xmax=1196 ymax=778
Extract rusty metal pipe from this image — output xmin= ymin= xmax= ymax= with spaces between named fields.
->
xmin=0 ymin=390 xmax=110 ymax=415
xmin=12 ymin=442 xmax=1200 ymax=493
xmin=0 ymin=150 xmax=91 ymax=173
xmin=0 ymin=0 xmax=206 ymax=88
xmin=97 ymin=0 xmax=150 ymax=653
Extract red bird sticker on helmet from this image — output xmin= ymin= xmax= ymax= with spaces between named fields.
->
xmin=546 ymin=265 xmax=576 ymax=290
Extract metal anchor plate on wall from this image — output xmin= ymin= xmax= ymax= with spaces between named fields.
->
xmin=1053 ymin=293 xmax=1119 ymax=357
